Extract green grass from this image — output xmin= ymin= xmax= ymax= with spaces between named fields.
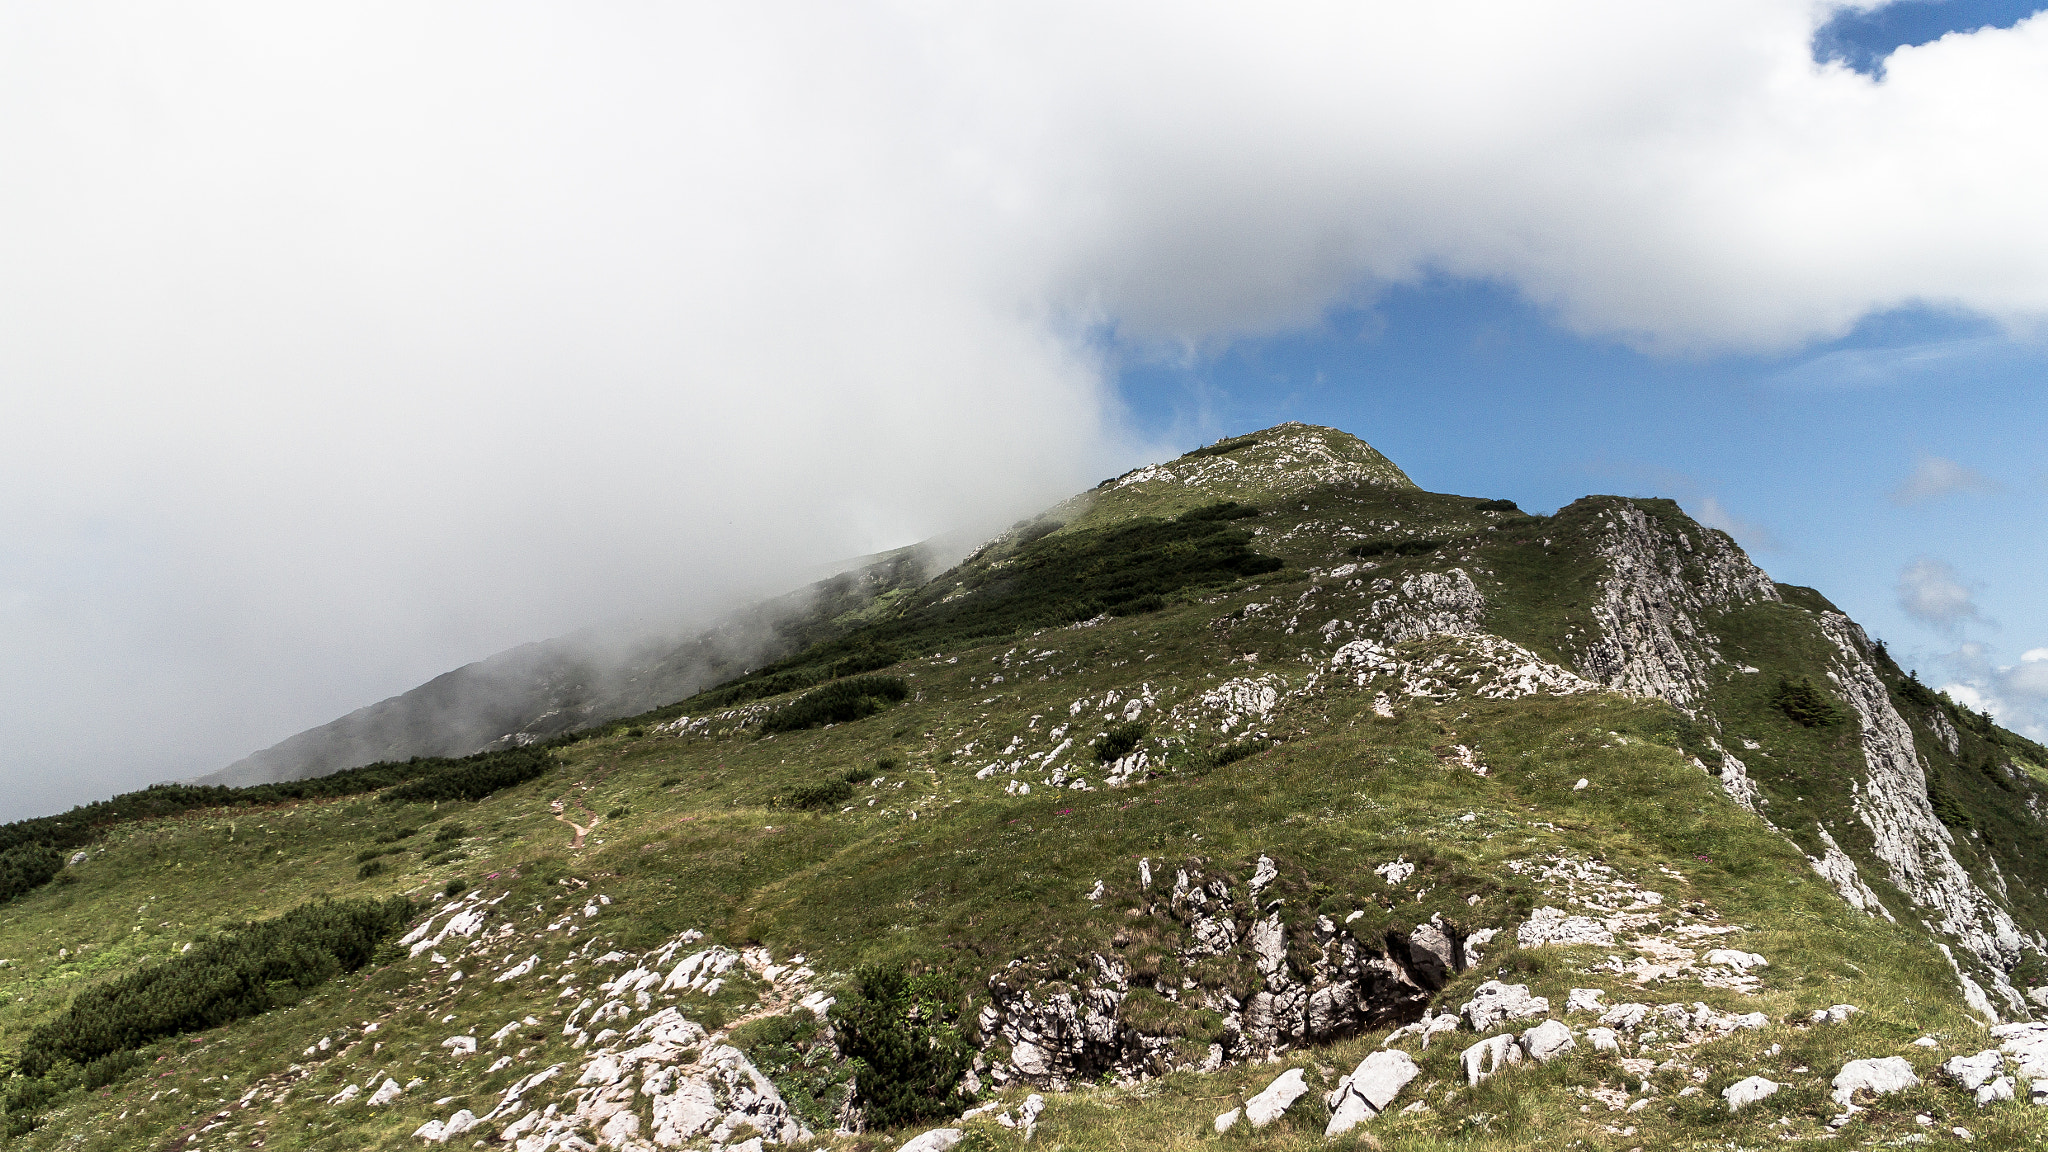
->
xmin=0 ymin=424 xmax=2041 ymax=1151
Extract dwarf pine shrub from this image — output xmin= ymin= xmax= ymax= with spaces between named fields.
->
xmin=1770 ymin=675 xmax=1850 ymax=729
xmin=829 ymin=964 xmax=972 ymax=1129
xmin=782 ymin=780 xmax=855 ymax=810
xmin=1094 ymin=721 xmax=1149 ymax=763
xmin=15 ymin=895 xmax=414 ymax=1080
xmin=760 ymin=676 xmax=910 ymax=734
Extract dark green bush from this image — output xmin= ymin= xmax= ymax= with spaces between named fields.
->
xmin=1178 ymin=501 xmax=1259 ymax=522
xmin=760 ymin=676 xmax=910 ymax=734
xmin=1347 ymin=538 xmax=1444 ymax=559
xmin=0 ymin=844 xmax=63 ymax=906
xmin=1770 ymin=676 xmax=1850 ymax=729
xmin=443 ymin=879 xmax=469 ymax=898
xmin=16 ymin=896 xmax=413 ymax=1079
xmin=1928 ymin=778 xmax=1974 ymax=831
xmin=1210 ymin=740 xmax=1264 ymax=769
xmin=1181 ymin=436 xmax=1259 ymax=459
xmin=1896 ymin=675 xmax=1940 ymax=709
xmin=433 ymin=824 xmax=468 ymax=843
xmin=357 ymin=859 xmax=387 ymax=879
xmin=681 ymin=515 xmax=1281 ymax=714
xmin=1474 ymin=498 xmax=1519 ymax=512
xmin=381 ymin=747 xmax=556 ymax=804
xmin=1094 ymin=722 xmax=1150 ymax=764
xmin=373 ymin=827 xmax=418 ymax=844
xmin=1109 ymin=594 xmax=1165 ymax=616
xmin=828 ymin=964 xmax=972 ymax=1129
xmin=783 ymin=780 xmax=856 ymax=810
xmin=0 ymin=739 xmax=581 ymax=909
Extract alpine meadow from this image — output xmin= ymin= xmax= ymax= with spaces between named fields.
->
xmin=5 ymin=423 xmax=2048 ymax=1151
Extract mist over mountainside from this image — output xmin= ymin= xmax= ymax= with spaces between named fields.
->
xmin=4 ymin=422 xmax=2047 ymax=1151
xmin=199 ymin=545 xmax=961 ymax=788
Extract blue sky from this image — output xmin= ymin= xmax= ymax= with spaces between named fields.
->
xmin=1109 ymin=284 xmax=2047 ymax=720
xmin=1095 ymin=2 xmax=2048 ymax=739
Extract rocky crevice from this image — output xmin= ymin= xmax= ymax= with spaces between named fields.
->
xmin=979 ymin=857 xmax=1476 ymax=1091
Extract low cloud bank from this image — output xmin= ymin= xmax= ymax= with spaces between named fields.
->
xmin=9 ymin=2 xmax=2048 ymax=815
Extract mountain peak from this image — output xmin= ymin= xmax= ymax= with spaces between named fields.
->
xmin=1073 ymin=422 xmax=1415 ymax=529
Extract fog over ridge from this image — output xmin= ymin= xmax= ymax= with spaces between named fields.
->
xmin=6 ymin=1 xmax=2048 ymax=818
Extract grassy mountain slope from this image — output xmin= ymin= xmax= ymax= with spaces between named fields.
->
xmin=201 ymin=545 xmax=950 ymax=787
xmin=3 ymin=423 xmax=2044 ymax=1151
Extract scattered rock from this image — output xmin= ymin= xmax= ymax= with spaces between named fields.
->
xmin=1461 ymin=981 xmax=1550 ymax=1031
xmin=1565 ymin=988 xmax=1606 ymax=1014
xmin=1520 ymin=1019 xmax=1576 ymax=1063
xmin=1243 ymin=1068 xmax=1309 ymax=1128
xmin=896 ymin=1128 xmax=964 ymax=1152
xmin=1722 ymin=1076 xmax=1779 ymax=1112
xmin=1585 ymin=1027 xmax=1620 ymax=1053
xmin=1324 ymin=1051 xmax=1419 ymax=1136
xmin=1374 ymin=859 xmax=1415 ymax=886
xmin=1809 ymin=1004 xmax=1858 ymax=1025
xmin=1516 ymin=906 xmax=1614 ymax=948
xmin=1989 ymin=1022 xmax=2048 ymax=1105
xmin=1213 ymin=1108 xmax=1241 ymax=1134
xmin=366 ymin=1078 xmax=403 ymax=1106
xmin=1702 ymin=949 xmax=1767 ymax=972
xmin=1461 ymin=1034 xmax=1523 ymax=1086
xmin=1830 ymin=1056 xmax=1919 ymax=1107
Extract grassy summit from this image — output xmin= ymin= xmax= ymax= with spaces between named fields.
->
xmin=1 ymin=423 xmax=2043 ymax=1150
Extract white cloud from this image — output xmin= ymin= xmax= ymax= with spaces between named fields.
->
xmin=10 ymin=2 xmax=2048 ymax=812
xmin=1889 ymin=454 xmax=2001 ymax=504
xmin=1897 ymin=557 xmax=1985 ymax=635
xmin=1938 ymin=642 xmax=2048 ymax=744
xmin=1686 ymin=496 xmax=1779 ymax=552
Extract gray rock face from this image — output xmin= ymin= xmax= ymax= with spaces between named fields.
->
xmin=982 ymin=857 xmax=1474 ymax=1089
xmin=1373 ymin=569 xmax=1485 ymax=644
xmin=1324 ymin=1051 xmax=1418 ymax=1136
xmin=1816 ymin=614 xmax=2025 ymax=980
xmin=1804 ymin=824 xmax=1895 ymax=921
xmin=1576 ymin=500 xmax=1778 ymax=711
xmin=1941 ymin=1050 xmax=2004 ymax=1091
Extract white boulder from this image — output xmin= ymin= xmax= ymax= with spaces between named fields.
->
xmin=1520 ymin=1019 xmax=1576 ymax=1063
xmin=1461 ymin=1033 xmax=1523 ymax=1086
xmin=1831 ymin=1057 xmax=1920 ymax=1107
xmin=1461 ymin=981 xmax=1550 ymax=1031
xmin=1243 ymin=1068 xmax=1309 ymax=1128
xmin=896 ymin=1128 xmax=964 ymax=1152
xmin=1565 ymin=988 xmax=1606 ymax=1014
xmin=1723 ymin=1076 xmax=1779 ymax=1112
xmin=1324 ymin=1051 xmax=1419 ymax=1136
xmin=1942 ymin=1050 xmax=2004 ymax=1091
xmin=366 ymin=1078 xmax=403 ymax=1106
